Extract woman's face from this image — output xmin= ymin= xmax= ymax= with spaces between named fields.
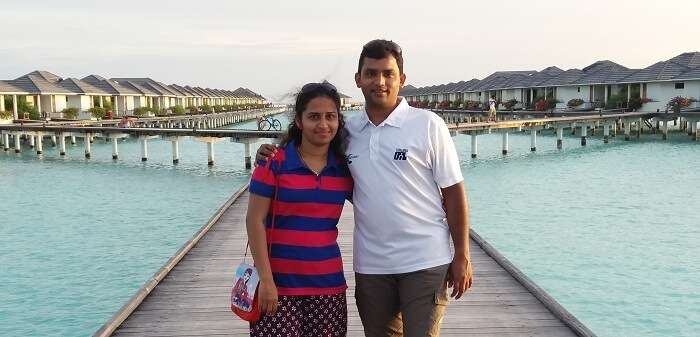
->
xmin=296 ymin=96 xmax=339 ymax=147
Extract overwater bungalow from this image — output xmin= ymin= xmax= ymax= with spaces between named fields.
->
xmin=82 ymin=75 xmax=141 ymax=116
xmin=402 ymin=51 xmax=700 ymax=113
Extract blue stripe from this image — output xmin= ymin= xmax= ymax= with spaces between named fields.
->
xmin=265 ymin=215 xmax=339 ymax=231
xmin=276 ymin=187 xmax=348 ymax=204
xmin=273 ymin=272 xmax=346 ymax=288
xmin=249 ymin=180 xmax=275 ymax=198
xmin=270 ymin=244 xmax=341 ymax=261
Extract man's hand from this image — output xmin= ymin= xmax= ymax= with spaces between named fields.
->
xmin=254 ymin=144 xmax=278 ymax=166
xmin=447 ymin=255 xmax=472 ymax=299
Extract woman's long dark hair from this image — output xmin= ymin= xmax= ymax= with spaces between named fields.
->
xmin=282 ymin=83 xmax=346 ymax=162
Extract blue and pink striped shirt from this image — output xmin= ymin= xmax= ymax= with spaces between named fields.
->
xmin=249 ymin=140 xmax=353 ymax=296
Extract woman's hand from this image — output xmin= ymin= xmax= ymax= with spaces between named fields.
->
xmin=258 ymin=279 xmax=279 ymax=315
xmin=254 ymin=144 xmax=278 ymax=166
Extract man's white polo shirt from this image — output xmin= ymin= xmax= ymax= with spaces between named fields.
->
xmin=346 ymin=98 xmax=464 ymax=274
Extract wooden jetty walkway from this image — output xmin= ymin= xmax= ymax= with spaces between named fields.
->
xmin=95 ymin=185 xmax=596 ymax=337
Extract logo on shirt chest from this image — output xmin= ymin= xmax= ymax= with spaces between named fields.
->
xmin=393 ymin=148 xmax=408 ymax=161
xmin=345 ymin=153 xmax=358 ymax=164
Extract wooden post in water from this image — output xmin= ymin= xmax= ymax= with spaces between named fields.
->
xmin=603 ymin=124 xmax=610 ymax=143
xmin=14 ymin=134 xmax=21 ymax=153
xmin=112 ymin=138 xmax=119 ymax=160
xmin=624 ymin=121 xmax=631 ymax=141
xmin=470 ymin=133 xmax=478 ymax=158
xmin=84 ymin=133 xmax=92 ymax=158
xmin=71 ymin=135 xmax=76 ymax=145
xmin=692 ymin=120 xmax=698 ymax=141
xmin=2 ymin=133 xmax=8 ymax=151
xmin=59 ymin=133 xmax=66 ymax=156
xmin=244 ymin=142 xmax=252 ymax=169
xmin=207 ymin=142 xmax=215 ymax=166
xmin=502 ymin=132 xmax=508 ymax=155
xmin=36 ymin=134 xmax=43 ymax=155
xmin=638 ymin=118 xmax=643 ymax=138
xmin=530 ymin=129 xmax=537 ymax=152
xmin=557 ymin=127 xmax=564 ymax=149
xmin=172 ymin=138 xmax=180 ymax=164
xmin=140 ymin=137 xmax=148 ymax=161
xmin=29 ymin=135 xmax=35 ymax=149
xmin=51 ymin=135 xmax=57 ymax=147
xmin=662 ymin=120 xmax=668 ymax=140
xmin=580 ymin=125 xmax=587 ymax=146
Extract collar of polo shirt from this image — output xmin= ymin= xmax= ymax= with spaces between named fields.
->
xmin=359 ymin=97 xmax=409 ymax=130
xmin=282 ymin=139 xmax=341 ymax=171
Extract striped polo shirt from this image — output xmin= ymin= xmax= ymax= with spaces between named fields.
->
xmin=249 ymin=140 xmax=353 ymax=296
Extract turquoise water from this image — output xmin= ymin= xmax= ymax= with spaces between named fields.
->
xmin=1 ymin=114 xmax=698 ymax=336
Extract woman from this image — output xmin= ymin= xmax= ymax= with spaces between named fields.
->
xmin=246 ymin=82 xmax=352 ymax=337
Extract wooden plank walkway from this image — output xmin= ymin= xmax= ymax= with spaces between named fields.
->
xmin=97 ymin=186 xmax=595 ymax=337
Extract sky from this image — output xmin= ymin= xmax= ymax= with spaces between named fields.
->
xmin=1 ymin=0 xmax=699 ymax=102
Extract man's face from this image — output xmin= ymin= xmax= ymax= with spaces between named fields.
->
xmin=355 ymin=56 xmax=406 ymax=109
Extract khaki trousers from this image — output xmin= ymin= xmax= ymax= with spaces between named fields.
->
xmin=355 ymin=264 xmax=450 ymax=337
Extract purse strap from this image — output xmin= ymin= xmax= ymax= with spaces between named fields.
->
xmin=243 ymin=160 xmax=278 ymax=262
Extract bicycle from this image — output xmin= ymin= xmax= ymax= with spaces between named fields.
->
xmin=257 ymin=115 xmax=282 ymax=131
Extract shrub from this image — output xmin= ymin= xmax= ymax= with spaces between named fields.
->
xmin=213 ymin=105 xmax=225 ymax=113
xmin=605 ymin=94 xmax=627 ymax=110
xmin=534 ymin=98 xmax=560 ymax=111
xmin=200 ymin=104 xmax=212 ymax=113
xmin=0 ymin=110 xmax=12 ymax=119
xmin=503 ymin=99 xmax=518 ymax=110
xmin=102 ymin=100 xmax=113 ymax=111
xmin=567 ymin=98 xmax=584 ymax=108
xmin=438 ymin=100 xmax=450 ymax=109
xmin=171 ymin=105 xmax=185 ymax=115
xmin=187 ymin=106 xmax=199 ymax=114
xmin=668 ymin=96 xmax=695 ymax=112
xmin=88 ymin=107 xmax=106 ymax=119
xmin=465 ymin=100 xmax=481 ymax=110
xmin=133 ymin=107 xmax=150 ymax=116
xmin=61 ymin=107 xmax=79 ymax=119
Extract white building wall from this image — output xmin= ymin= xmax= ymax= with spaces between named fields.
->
xmin=644 ymin=80 xmax=700 ymax=112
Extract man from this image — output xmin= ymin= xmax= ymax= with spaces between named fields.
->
xmin=488 ymin=95 xmax=497 ymax=121
xmin=258 ymin=39 xmax=472 ymax=337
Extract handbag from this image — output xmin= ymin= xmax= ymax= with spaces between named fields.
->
xmin=231 ymin=162 xmax=278 ymax=322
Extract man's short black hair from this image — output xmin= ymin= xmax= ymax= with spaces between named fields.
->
xmin=357 ymin=39 xmax=404 ymax=75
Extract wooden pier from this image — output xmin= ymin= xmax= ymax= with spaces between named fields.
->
xmin=95 ymin=185 xmax=596 ymax=337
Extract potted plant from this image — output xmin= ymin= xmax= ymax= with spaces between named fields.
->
xmin=61 ymin=107 xmax=79 ymax=119
xmin=171 ymin=105 xmax=185 ymax=115
xmin=503 ymin=99 xmax=518 ymax=111
xmin=567 ymin=98 xmax=584 ymax=108
xmin=668 ymin=96 xmax=695 ymax=113
xmin=0 ymin=110 xmax=12 ymax=124
xmin=88 ymin=107 xmax=106 ymax=120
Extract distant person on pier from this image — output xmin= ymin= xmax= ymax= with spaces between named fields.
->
xmin=246 ymin=82 xmax=352 ymax=336
xmin=256 ymin=39 xmax=472 ymax=337
xmin=489 ymin=95 xmax=497 ymax=121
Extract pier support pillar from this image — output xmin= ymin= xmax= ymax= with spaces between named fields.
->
xmin=557 ymin=127 xmax=563 ymax=149
xmin=580 ymin=126 xmax=587 ymax=146
xmin=59 ymin=133 xmax=66 ymax=155
xmin=112 ymin=137 xmax=119 ymax=160
xmin=470 ymin=133 xmax=477 ymax=158
xmin=140 ymin=137 xmax=148 ymax=161
xmin=662 ymin=120 xmax=668 ymax=140
xmin=502 ymin=132 xmax=508 ymax=155
xmin=692 ymin=121 xmax=698 ymax=141
xmin=50 ymin=135 xmax=56 ymax=147
xmin=29 ymin=135 xmax=35 ymax=149
xmin=530 ymin=129 xmax=537 ymax=152
xmin=244 ymin=142 xmax=252 ymax=169
xmin=624 ymin=121 xmax=631 ymax=141
xmin=2 ymin=133 xmax=9 ymax=151
xmin=14 ymin=134 xmax=21 ymax=153
xmin=638 ymin=118 xmax=643 ymax=138
xmin=603 ymin=124 xmax=610 ymax=144
xmin=207 ymin=142 xmax=215 ymax=166
xmin=36 ymin=134 xmax=43 ymax=155
xmin=71 ymin=135 xmax=76 ymax=145
xmin=84 ymin=134 xmax=91 ymax=158
xmin=172 ymin=138 xmax=180 ymax=164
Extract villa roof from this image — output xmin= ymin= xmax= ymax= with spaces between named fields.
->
xmin=621 ymin=61 xmax=691 ymax=82
xmin=672 ymin=67 xmax=700 ymax=81
xmin=0 ymin=80 xmax=27 ymax=94
xmin=21 ymin=70 xmax=62 ymax=83
xmin=118 ymin=80 xmax=159 ymax=96
xmin=582 ymin=60 xmax=628 ymax=73
xmin=168 ymin=84 xmax=193 ymax=97
xmin=110 ymin=78 xmax=177 ymax=96
xmin=82 ymin=75 xmax=140 ymax=95
xmin=574 ymin=67 xmax=638 ymax=85
xmin=538 ymin=69 xmax=586 ymax=87
xmin=182 ymin=85 xmax=203 ymax=97
xmin=667 ymin=52 xmax=700 ymax=69
xmin=399 ymin=84 xmax=418 ymax=96
xmin=10 ymin=75 xmax=75 ymax=94
xmin=58 ymin=78 xmax=109 ymax=95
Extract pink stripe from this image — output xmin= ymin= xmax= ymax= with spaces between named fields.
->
xmin=321 ymin=176 xmax=353 ymax=191
xmin=273 ymin=201 xmax=343 ymax=218
xmin=267 ymin=229 xmax=338 ymax=247
xmin=277 ymin=286 xmax=347 ymax=296
xmin=270 ymin=257 xmax=343 ymax=275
